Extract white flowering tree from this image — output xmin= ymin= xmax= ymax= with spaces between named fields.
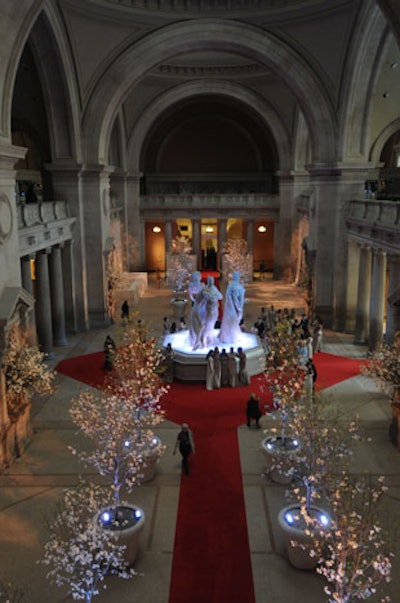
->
xmin=262 ymin=318 xmax=306 ymax=442
xmin=361 ymin=333 xmax=400 ymax=400
xmin=166 ymin=235 xmax=194 ymax=294
xmin=0 ymin=580 xmax=24 ymax=602
xmin=70 ymin=323 xmax=167 ymax=523
xmin=290 ymin=393 xmax=359 ymax=515
xmin=41 ymin=483 xmax=134 ymax=602
xmin=315 ymin=475 xmax=393 ymax=603
xmin=221 ymin=237 xmax=253 ymax=283
xmin=3 ymin=326 xmax=56 ymax=421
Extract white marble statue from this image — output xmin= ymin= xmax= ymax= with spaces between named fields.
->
xmin=219 ymin=271 xmax=245 ymax=343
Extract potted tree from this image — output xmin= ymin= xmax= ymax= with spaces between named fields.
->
xmin=221 ymin=237 xmax=253 ymax=283
xmin=3 ymin=325 xmax=56 ymax=459
xmin=41 ymin=482 xmax=135 ymax=602
xmin=314 ymin=474 xmax=393 ymax=602
xmin=361 ymin=332 xmax=400 ymax=449
xmin=277 ymin=391 xmax=359 ymax=569
xmin=261 ymin=319 xmax=306 ymax=483
xmin=70 ymin=324 xmax=167 ymax=565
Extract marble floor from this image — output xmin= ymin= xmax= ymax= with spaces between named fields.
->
xmin=0 ymin=274 xmax=399 ymax=603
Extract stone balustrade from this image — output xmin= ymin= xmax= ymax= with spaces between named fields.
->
xmin=347 ymin=199 xmax=400 ymax=227
xmin=17 ymin=200 xmax=70 ymax=229
xmin=141 ymin=193 xmax=280 ymax=217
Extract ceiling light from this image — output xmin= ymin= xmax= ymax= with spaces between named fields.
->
xmin=258 ymin=225 xmax=267 ymax=233
xmin=153 ymin=225 xmax=161 ymax=233
xmin=205 ymin=226 xmax=214 ymax=233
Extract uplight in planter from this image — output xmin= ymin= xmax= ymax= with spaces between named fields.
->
xmin=101 ymin=511 xmax=111 ymax=523
xmin=285 ymin=512 xmax=295 ymax=525
xmin=134 ymin=509 xmax=142 ymax=520
xmin=319 ymin=513 xmax=330 ymax=527
xmin=124 ymin=440 xmax=131 ymax=448
xmin=292 ymin=439 xmax=299 ymax=447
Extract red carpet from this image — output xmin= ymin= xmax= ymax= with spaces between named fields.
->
xmin=56 ymin=351 xmax=363 ymax=603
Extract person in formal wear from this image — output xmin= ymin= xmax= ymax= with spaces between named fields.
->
xmin=213 ymin=347 xmax=221 ymax=389
xmin=237 ymin=347 xmax=250 ymax=386
xmin=206 ymin=349 xmax=215 ymax=390
xmin=103 ymin=334 xmax=116 ymax=371
xmin=173 ymin=423 xmax=195 ymax=475
xmin=228 ymin=347 xmax=238 ymax=387
xmin=246 ymin=393 xmax=262 ymax=428
xmin=162 ymin=342 xmax=174 ymax=383
xmin=220 ymin=348 xmax=229 ymax=387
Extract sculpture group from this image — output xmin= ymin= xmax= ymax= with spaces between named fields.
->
xmin=188 ymin=270 xmax=245 ymax=350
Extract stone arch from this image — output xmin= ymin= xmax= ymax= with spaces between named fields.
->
xmin=27 ymin=8 xmax=82 ymax=162
xmin=369 ymin=117 xmax=400 ymax=164
xmin=337 ymin=3 xmax=388 ymax=161
xmin=83 ymin=19 xmax=337 ymax=166
xmin=1 ymin=5 xmax=81 ymax=161
xmin=128 ymin=80 xmax=291 ymax=172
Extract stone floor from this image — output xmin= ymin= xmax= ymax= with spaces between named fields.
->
xmin=0 ymin=273 xmax=399 ymax=603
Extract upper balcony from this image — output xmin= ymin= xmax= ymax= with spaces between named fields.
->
xmin=17 ymin=201 xmax=76 ymax=257
xmin=140 ymin=193 xmax=280 ymax=219
xmin=346 ymin=199 xmax=400 ymax=253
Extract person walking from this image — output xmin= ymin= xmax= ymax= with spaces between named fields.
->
xmin=173 ymin=423 xmax=195 ymax=475
xmin=121 ymin=300 xmax=130 ymax=323
xmin=246 ymin=393 xmax=262 ymax=428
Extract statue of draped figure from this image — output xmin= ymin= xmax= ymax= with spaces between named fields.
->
xmin=219 ymin=271 xmax=245 ymax=343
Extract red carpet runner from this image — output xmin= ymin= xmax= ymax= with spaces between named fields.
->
xmin=56 ymin=351 xmax=364 ymax=603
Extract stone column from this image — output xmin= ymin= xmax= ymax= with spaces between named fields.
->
xmin=385 ymin=255 xmax=400 ymax=344
xmin=354 ymin=244 xmax=372 ymax=343
xmin=217 ymin=218 xmax=227 ymax=274
xmin=369 ymin=248 xmax=387 ymax=351
xmin=35 ymin=249 xmax=54 ymax=356
xmin=165 ymin=220 xmax=172 ymax=252
xmin=20 ymin=255 xmax=36 ymax=344
xmin=49 ymin=245 xmax=68 ymax=346
xmin=191 ymin=218 xmax=201 ymax=269
xmin=62 ymin=240 xmax=78 ymax=333
xmin=246 ymin=219 xmax=254 ymax=253
xmin=46 ymin=161 xmax=88 ymax=331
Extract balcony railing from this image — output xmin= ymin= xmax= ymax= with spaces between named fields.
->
xmin=17 ymin=201 xmax=70 ymax=229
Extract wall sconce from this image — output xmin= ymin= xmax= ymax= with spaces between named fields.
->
xmin=152 ymin=225 xmax=161 ymax=233
xmin=258 ymin=225 xmax=267 ymax=233
xmin=205 ymin=226 xmax=214 ymax=233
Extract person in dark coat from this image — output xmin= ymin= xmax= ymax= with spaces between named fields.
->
xmin=246 ymin=393 xmax=262 ymax=428
xmin=103 ymin=334 xmax=116 ymax=371
xmin=173 ymin=423 xmax=195 ymax=475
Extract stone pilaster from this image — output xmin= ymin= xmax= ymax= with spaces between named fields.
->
xmin=217 ymin=218 xmax=227 ymax=273
xmin=369 ymin=248 xmax=387 ymax=351
xmin=80 ymin=164 xmax=114 ymax=328
xmin=354 ymin=244 xmax=372 ymax=343
xmin=126 ymin=173 xmax=142 ymax=271
xmin=61 ymin=240 xmax=78 ymax=333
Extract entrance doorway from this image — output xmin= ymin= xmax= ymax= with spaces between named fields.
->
xmin=201 ymin=219 xmax=218 ymax=270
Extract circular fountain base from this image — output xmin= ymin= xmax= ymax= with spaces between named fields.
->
xmin=162 ymin=330 xmax=265 ymax=381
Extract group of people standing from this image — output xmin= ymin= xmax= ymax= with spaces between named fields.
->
xmin=205 ymin=346 xmax=249 ymax=391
